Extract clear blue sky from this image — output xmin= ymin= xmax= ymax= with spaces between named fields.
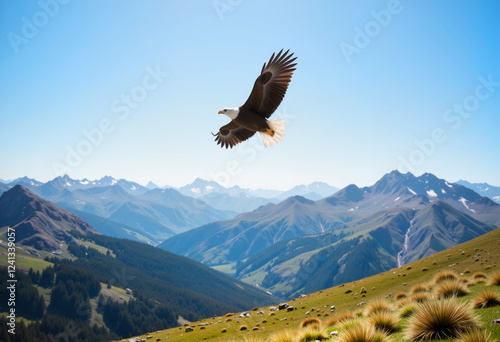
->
xmin=1 ymin=0 xmax=499 ymax=190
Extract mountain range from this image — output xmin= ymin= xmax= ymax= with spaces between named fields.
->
xmin=0 ymin=186 xmax=277 ymax=337
xmin=159 ymin=170 xmax=500 ymax=297
xmin=0 ymin=185 xmax=97 ymax=252
xmin=457 ymin=179 xmax=500 ymax=204
xmin=0 ymin=175 xmax=339 ymax=244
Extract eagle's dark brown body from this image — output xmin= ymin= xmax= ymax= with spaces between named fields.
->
xmin=214 ymin=49 xmax=297 ymax=148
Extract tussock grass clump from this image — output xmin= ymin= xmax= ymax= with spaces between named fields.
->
xmin=297 ymin=326 xmax=329 ymax=342
xmin=338 ymin=324 xmax=392 ymax=342
xmin=410 ymin=284 xmax=428 ymax=295
xmin=268 ymin=329 xmax=298 ymax=342
xmin=360 ymin=287 xmax=367 ymax=294
xmin=242 ymin=336 xmax=265 ymax=342
xmin=472 ymin=289 xmax=500 ymax=309
xmin=473 ymin=272 xmax=488 ymax=280
xmin=487 ymin=271 xmax=500 ymax=286
xmin=325 ymin=312 xmax=356 ymax=327
xmin=395 ymin=292 xmax=407 ymax=301
xmin=434 ymin=279 xmax=470 ymax=299
xmin=459 ymin=276 xmax=470 ymax=284
xmin=367 ymin=311 xmax=399 ymax=334
xmin=396 ymin=298 xmax=411 ymax=309
xmin=410 ymin=292 xmax=431 ymax=303
xmin=300 ymin=317 xmax=321 ymax=329
xmin=399 ymin=301 xmax=418 ymax=318
xmin=339 ymin=318 xmax=365 ymax=334
xmin=239 ymin=325 xmax=248 ymax=331
xmin=434 ymin=270 xmax=458 ymax=284
xmin=404 ymin=299 xmax=479 ymax=340
xmin=421 ymin=267 xmax=429 ymax=272
xmin=364 ymin=298 xmax=393 ymax=316
xmin=457 ymin=328 xmax=496 ymax=342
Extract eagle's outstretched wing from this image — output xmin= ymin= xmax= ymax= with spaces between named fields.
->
xmin=212 ymin=121 xmax=256 ymax=149
xmin=241 ymin=49 xmax=297 ymax=118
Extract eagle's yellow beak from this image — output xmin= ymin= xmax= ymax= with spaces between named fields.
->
xmin=218 ymin=110 xmax=223 ymax=114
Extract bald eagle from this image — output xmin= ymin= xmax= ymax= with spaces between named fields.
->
xmin=213 ymin=49 xmax=297 ymax=148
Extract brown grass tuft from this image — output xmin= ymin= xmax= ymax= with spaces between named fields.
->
xmin=410 ymin=292 xmax=431 ymax=303
xmin=487 ymin=271 xmax=500 ymax=286
xmin=367 ymin=310 xmax=399 ymax=333
xmin=268 ymin=329 xmax=298 ymax=342
xmin=433 ymin=270 xmax=458 ymax=284
xmin=398 ymin=302 xmax=418 ymax=318
xmin=457 ymin=328 xmax=497 ymax=342
xmin=404 ymin=299 xmax=479 ymax=340
xmin=395 ymin=292 xmax=407 ymax=301
xmin=364 ymin=298 xmax=393 ymax=316
xmin=297 ymin=326 xmax=329 ymax=342
xmin=434 ymin=279 xmax=470 ymax=299
xmin=325 ymin=312 xmax=356 ymax=327
xmin=473 ymin=272 xmax=487 ymax=280
xmin=300 ymin=317 xmax=321 ymax=329
xmin=472 ymin=289 xmax=500 ymax=309
xmin=338 ymin=324 xmax=392 ymax=342
xmin=410 ymin=284 xmax=428 ymax=295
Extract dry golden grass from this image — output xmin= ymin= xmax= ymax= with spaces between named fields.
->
xmin=324 ymin=312 xmax=356 ymax=327
xmin=457 ymin=328 xmax=497 ymax=342
xmin=268 ymin=329 xmax=298 ymax=342
xmin=297 ymin=326 xmax=329 ymax=342
xmin=395 ymin=292 xmax=407 ymax=301
xmin=473 ymin=272 xmax=488 ymax=280
xmin=433 ymin=279 xmax=470 ymax=299
xmin=433 ymin=270 xmax=458 ymax=284
xmin=410 ymin=292 xmax=432 ymax=303
xmin=487 ymin=271 xmax=500 ymax=286
xmin=299 ymin=317 xmax=321 ymax=329
xmin=398 ymin=301 xmax=418 ymax=319
xmin=396 ymin=297 xmax=411 ymax=309
xmin=472 ymin=289 xmax=500 ymax=309
xmin=337 ymin=324 xmax=392 ymax=342
xmin=410 ymin=284 xmax=428 ymax=294
xmin=364 ymin=298 xmax=393 ymax=316
xmin=404 ymin=299 xmax=479 ymax=340
xmin=367 ymin=311 xmax=399 ymax=333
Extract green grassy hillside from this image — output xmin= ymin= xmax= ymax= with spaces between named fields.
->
xmin=121 ymin=227 xmax=500 ymax=342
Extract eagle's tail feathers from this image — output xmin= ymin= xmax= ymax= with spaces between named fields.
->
xmin=260 ymin=119 xmax=286 ymax=147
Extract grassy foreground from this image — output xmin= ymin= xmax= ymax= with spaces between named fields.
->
xmin=120 ymin=227 xmax=500 ymax=342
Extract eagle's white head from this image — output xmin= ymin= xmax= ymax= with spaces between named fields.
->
xmin=218 ymin=107 xmax=239 ymax=120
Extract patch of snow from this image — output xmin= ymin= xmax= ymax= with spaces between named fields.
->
xmin=426 ymin=190 xmax=438 ymax=197
xmin=348 ymin=208 xmax=354 ymax=212
xmin=66 ymin=182 xmax=72 ymax=186
xmin=80 ymin=180 xmax=89 ymax=185
xmin=130 ymin=185 xmax=137 ymax=190
xmin=441 ymin=189 xmax=446 ymax=194
xmin=394 ymin=196 xmax=400 ymax=202
xmin=111 ymin=179 xmax=117 ymax=185
xmin=407 ymin=187 xmax=417 ymax=195
xmin=205 ymin=185 xmax=215 ymax=192
xmin=459 ymin=197 xmax=476 ymax=213
xmin=190 ymin=187 xmax=201 ymax=194
xmin=445 ymin=181 xmax=453 ymax=188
